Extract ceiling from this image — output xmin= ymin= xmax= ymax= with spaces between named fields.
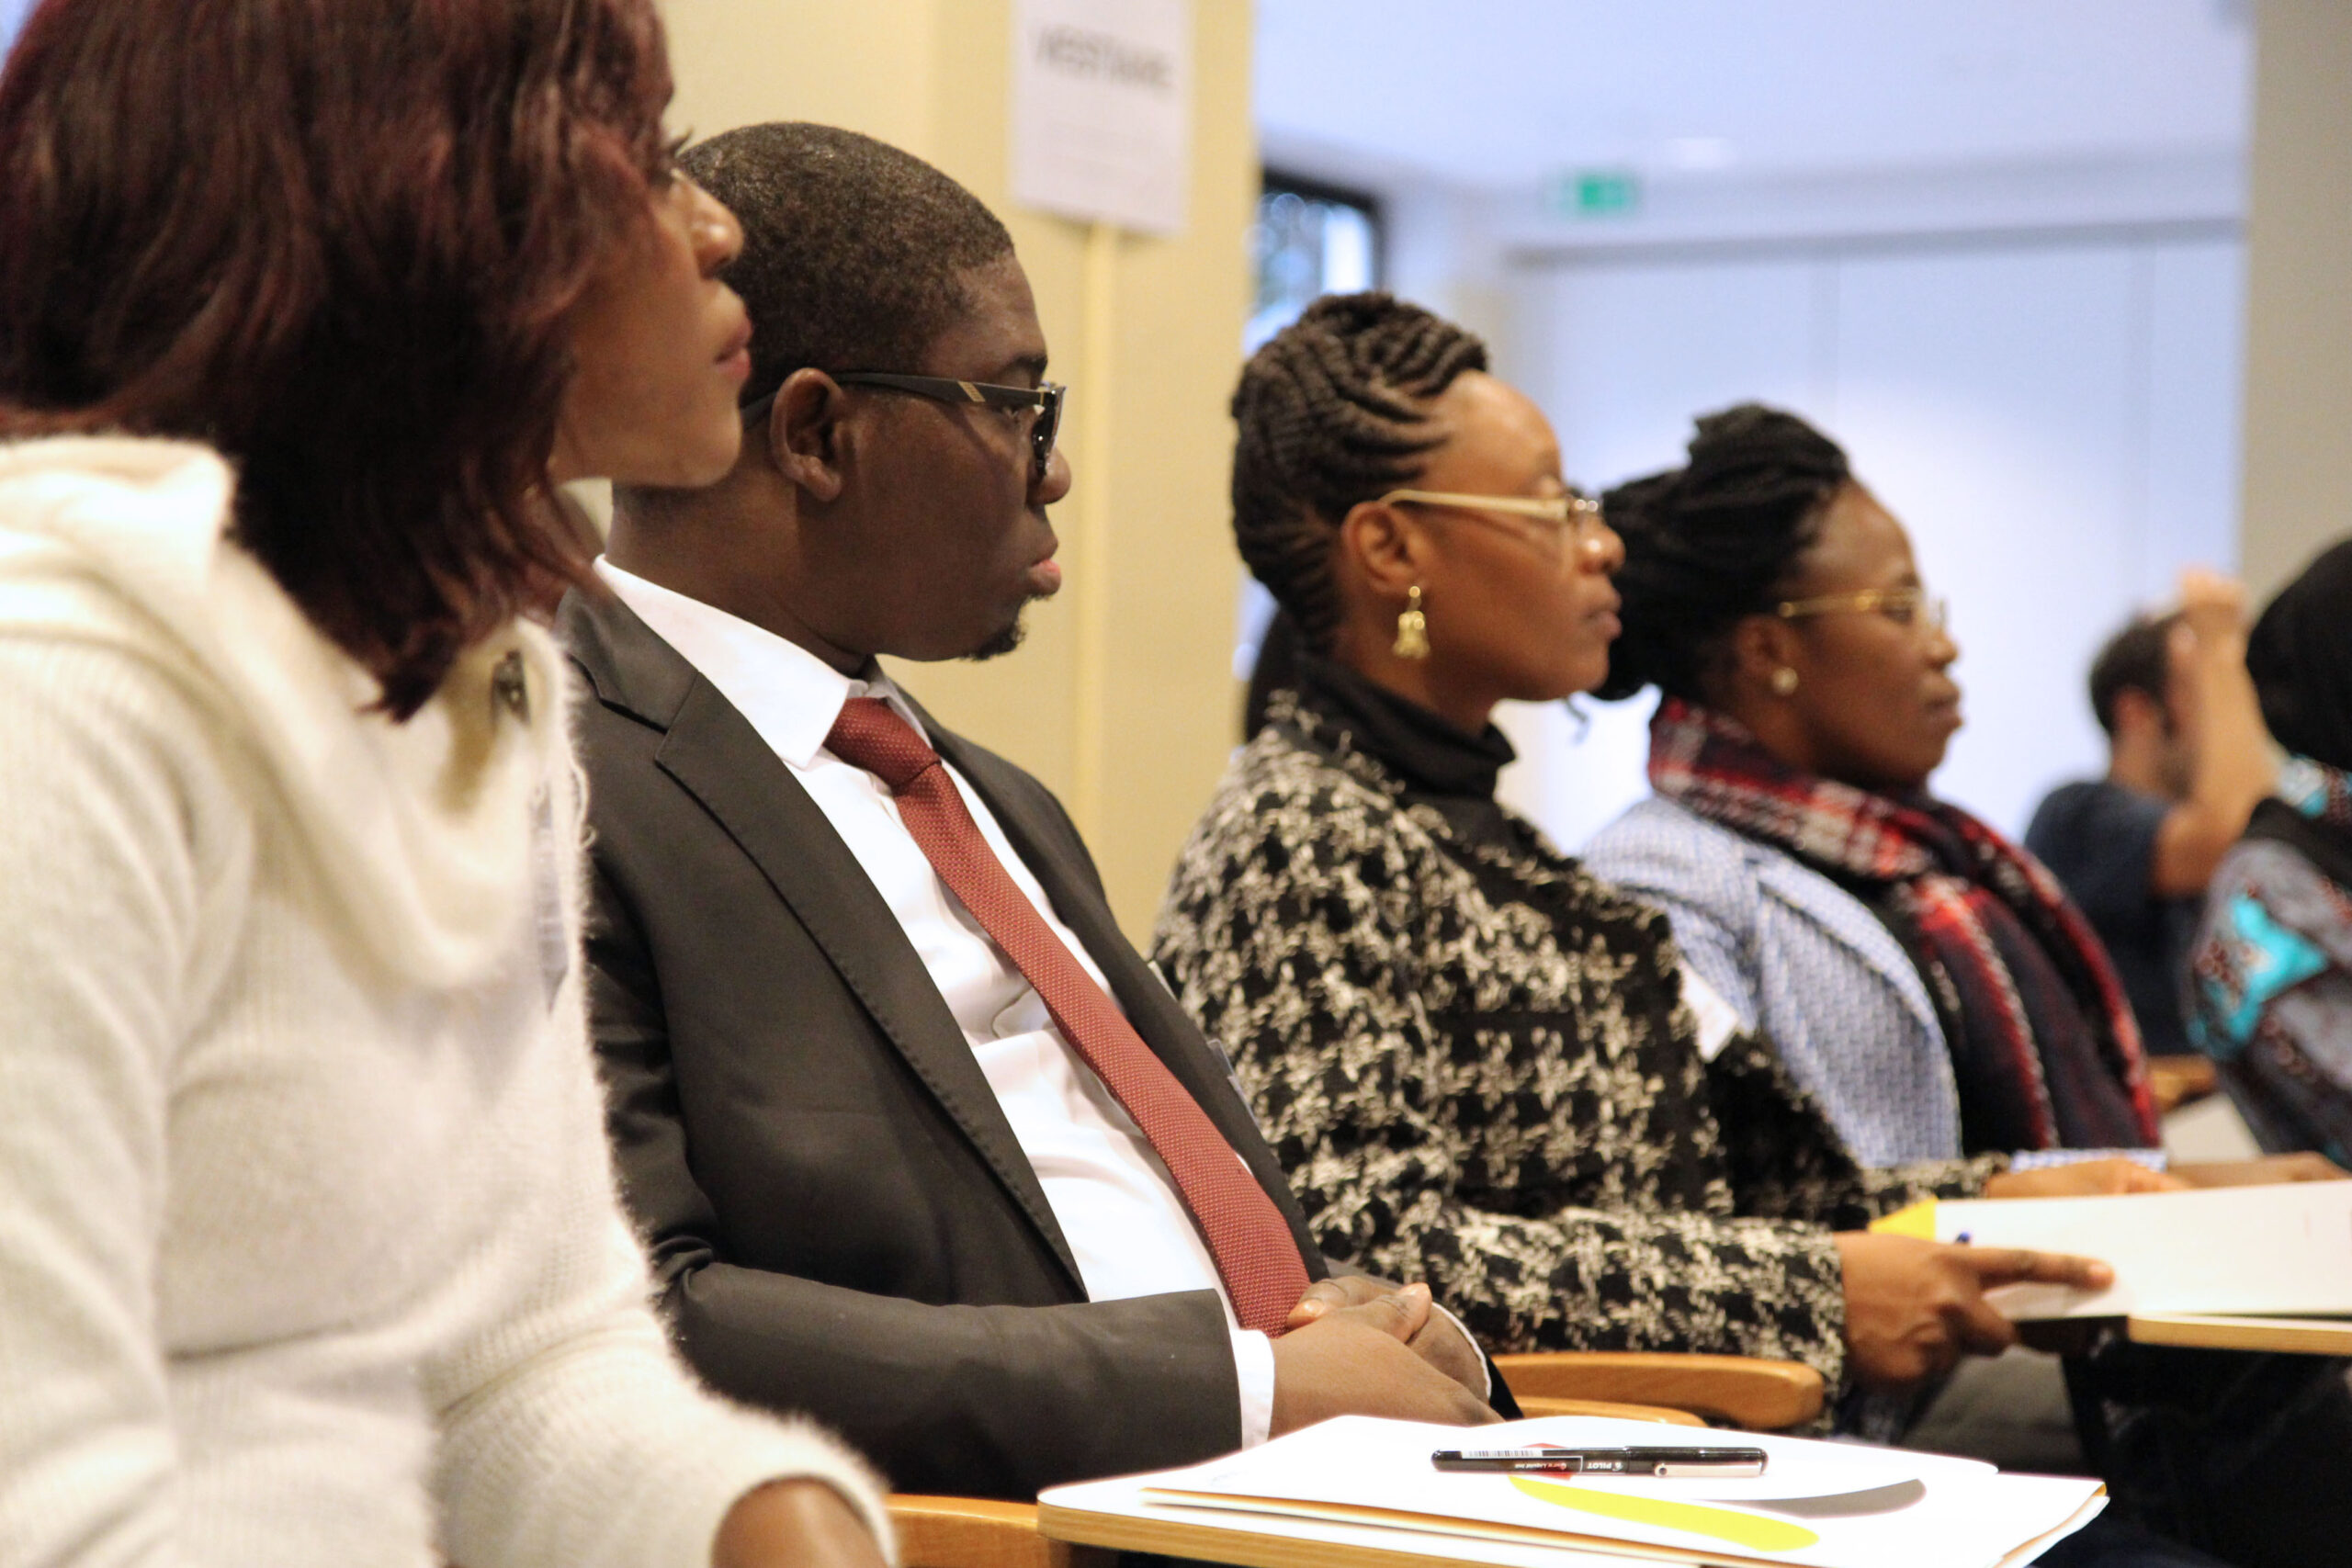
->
xmin=1256 ymin=0 xmax=2252 ymax=194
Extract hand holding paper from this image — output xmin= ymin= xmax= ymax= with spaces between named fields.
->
xmin=1834 ymin=1233 xmax=2114 ymax=1388
xmin=1869 ymin=1179 xmax=2352 ymax=1320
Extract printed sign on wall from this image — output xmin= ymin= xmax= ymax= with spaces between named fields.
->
xmin=1010 ymin=0 xmax=1193 ymax=236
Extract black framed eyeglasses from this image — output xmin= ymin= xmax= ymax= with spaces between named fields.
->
xmin=741 ymin=371 xmax=1065 ymax=481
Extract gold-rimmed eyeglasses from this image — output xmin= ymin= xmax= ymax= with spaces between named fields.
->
xmin=1376 ymin=489 xmax=1602 ymax=529
xmin=1775 ymin=586 xmax=1949 ymax=633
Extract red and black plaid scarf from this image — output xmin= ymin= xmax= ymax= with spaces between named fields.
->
xmin=1649 ymin=698 xmax=2156 ymax=1150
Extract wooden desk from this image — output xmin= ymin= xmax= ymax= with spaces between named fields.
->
xmin=2127 ymin=1311 xmax=2352 ymax=1355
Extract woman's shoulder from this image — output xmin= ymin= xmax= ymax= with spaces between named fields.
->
xmin=0 ymin=434 xmax=237 ymax=594
xmin=1589 ymin=795 xmax=1890 ymax=931
xmin=1585 ymin=796 xmax=1770 ymax=910
xmin=1160 ymin=716 xmax=1491 ymax=972
xmin=0 ymin=436 xmax=254 ymax=813
xmin=2188 ymin=835 xmax=2352 ymax=1062
xmin=1186 ymin=716 xmax=1429 ymax=863
xmin=0 ymin=434 xmax=562 ymax=987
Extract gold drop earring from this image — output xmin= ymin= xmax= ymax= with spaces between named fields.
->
xmin=1393 ymin=585 xmax=1430 ymax=660
xmin=1770 ymin=667 xmax=1800 ymax=696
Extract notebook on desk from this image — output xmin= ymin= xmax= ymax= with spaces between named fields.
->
xmin=1037 ymin=1415 xmax=2106 ymax=1568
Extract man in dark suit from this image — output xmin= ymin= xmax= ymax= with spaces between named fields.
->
xmin=561 ymin=121 xmax=1500 ymax=1502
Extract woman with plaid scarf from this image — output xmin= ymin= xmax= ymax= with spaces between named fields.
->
xmin=1582 ymin=404 xmax=2161 ymax=1163
xmin=1583 ymin=403 xmax=2349 ymax=1566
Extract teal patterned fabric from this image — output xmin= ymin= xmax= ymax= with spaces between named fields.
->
xmin=2194 ymin=894 xmax=2327 ymax=1056
xmin=2186 ymin=757 xmax=2352 ymax=1163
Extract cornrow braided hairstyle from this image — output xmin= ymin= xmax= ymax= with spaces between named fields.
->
xmin=1594 ymin=402 xmax=1853 ymax=704
xmin=1230 ymin=291 xmax=1488 ymax=650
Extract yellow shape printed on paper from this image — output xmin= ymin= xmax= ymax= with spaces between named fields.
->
xmin=1869 ymin=1200 xmax=1938 ymax=1238
xmin=1510 ymin=1476 xmax=1820 ymax=1553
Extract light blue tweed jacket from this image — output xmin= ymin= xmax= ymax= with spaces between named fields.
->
xmin=1585 ymin=795 xmax=1966 ymax=1165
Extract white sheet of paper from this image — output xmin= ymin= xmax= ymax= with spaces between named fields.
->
xmin=1925 ymin=1179 xmax=2352 ymax=1319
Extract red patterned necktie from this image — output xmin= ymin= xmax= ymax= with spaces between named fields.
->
xmin=826 ymin=695 xmax=1310 ymax=1336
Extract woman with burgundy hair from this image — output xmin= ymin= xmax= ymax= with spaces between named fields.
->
xmin=0 ymin=4 xmax=885 ymax=1566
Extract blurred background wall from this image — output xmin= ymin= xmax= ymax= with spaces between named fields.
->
xmin=2240 ymin=0 xmax=2352 ymax=610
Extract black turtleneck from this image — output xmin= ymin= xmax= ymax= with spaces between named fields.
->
xmin=1284 ymin=653 xmax=1522 ymax=850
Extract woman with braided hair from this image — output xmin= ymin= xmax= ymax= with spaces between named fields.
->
xmin=1152 ymin=293 xmax=2158 ymax=1427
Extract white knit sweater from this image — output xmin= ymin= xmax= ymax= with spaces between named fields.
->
xmin=0 ymin=438 xmax=888 ymax=1568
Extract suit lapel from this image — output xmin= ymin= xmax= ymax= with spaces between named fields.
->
xmin=928 ymin=723 xmax=1327 ymax=1275
xmin=564 ymin=592 xmax=1085 ymax=1292
xmin=1752 ymin=850 xmax=1943 ymax=1040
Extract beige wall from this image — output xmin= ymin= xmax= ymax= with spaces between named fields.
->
xmin=2239 ymin=0 xmax=2352 ymax=601
xmin=660 ymin=0 xmax=1256 ymax=941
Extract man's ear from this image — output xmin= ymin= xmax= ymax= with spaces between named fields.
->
xmin=766 ymin=367 xmax=850 ymax=504
xmin=1336 ymin=498 xmax=1429 ymax=600
xmin=2113 ymin=685 xmax=2167 ymax=741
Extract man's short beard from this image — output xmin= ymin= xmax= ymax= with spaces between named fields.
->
xmin=964 ymin=604 xmax=1030 ymax=662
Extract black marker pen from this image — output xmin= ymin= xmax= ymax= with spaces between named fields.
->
xmin=1431 ymin=1445 xmax=1769 ymax=1478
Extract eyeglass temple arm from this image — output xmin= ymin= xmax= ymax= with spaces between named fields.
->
xmin=1379 ymin=489 xmax=1595 ymax=517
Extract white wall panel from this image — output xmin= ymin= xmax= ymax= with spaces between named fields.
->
xmin=1828 ymin=245 xmax=2141 ymax=836
xmin=1522 ymin=257 xmax=1827 ymax=486
xmin=2143 ymin=239 xmax=2247 ymax=595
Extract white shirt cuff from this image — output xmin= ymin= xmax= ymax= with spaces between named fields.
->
xmin=1232 ymin=1327 xmax=1277 ymax=1448
xmin=1679 ymin=962 xmax=1743 ymax=1062
xmin=1428 ymin=1300 xmax=1493 ymax=1398
xmin=2007 ymin=1146 xmax=2169 ymax=1172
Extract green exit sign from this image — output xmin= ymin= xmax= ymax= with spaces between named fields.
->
xmin=1552 ymin=169 xmax=1642 ymax=219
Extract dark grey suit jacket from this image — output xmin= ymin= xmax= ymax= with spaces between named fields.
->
xmin=559 ymin=587 xmax=1332 ymax=1499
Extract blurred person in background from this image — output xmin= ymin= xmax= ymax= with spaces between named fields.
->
xmin=2027 ymin=578 xmax=2275 ymax=1061
xmin=0 ymin=3 xmax=888 ymax=1565
xmin=2188 ymin=540 xmax=2352 ymax=1162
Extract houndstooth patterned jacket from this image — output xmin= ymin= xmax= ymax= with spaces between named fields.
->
xmin=1151 ymin=663 xmax=2001 ymax=1395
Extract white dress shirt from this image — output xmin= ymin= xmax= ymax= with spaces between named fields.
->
xmin=597 ymin=561 xmax=1278 ymax=1445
